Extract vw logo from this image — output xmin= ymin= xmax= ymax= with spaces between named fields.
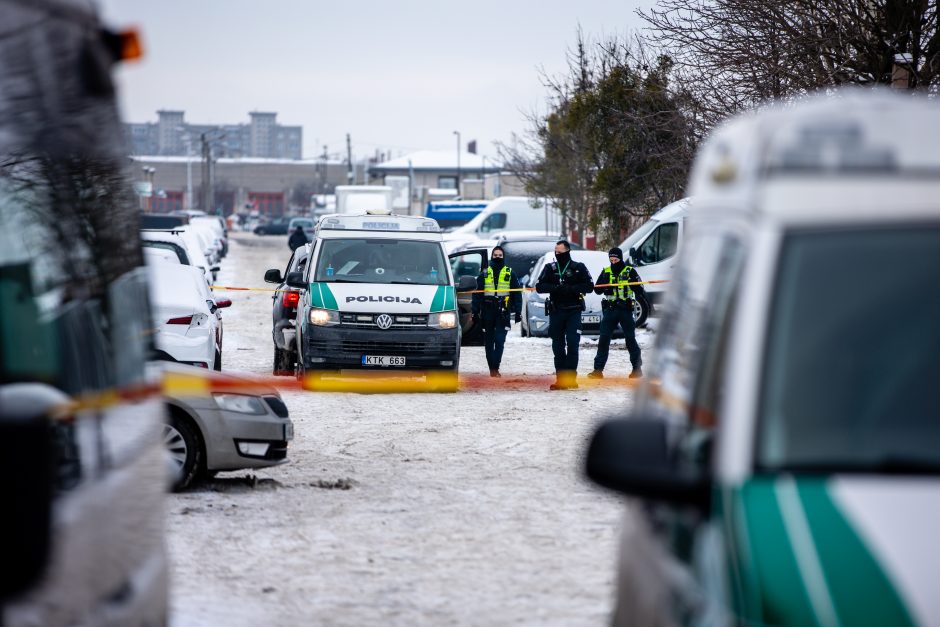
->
xmin=375 ymin=314 xmax=393 ymax=330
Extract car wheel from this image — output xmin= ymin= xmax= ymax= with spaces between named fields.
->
xmin=164 ymin=414 xmax=202 ymax=491
xmin=213 ymin=350 xmax=222 ymax=371
xmin=633 ymin=297 xmax=650 ymax=328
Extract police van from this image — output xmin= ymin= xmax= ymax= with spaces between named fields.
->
xmin=287 ymin=211 xmax=487 ymax=391
xmin=587 ymin=91 xmax=940 ymax=625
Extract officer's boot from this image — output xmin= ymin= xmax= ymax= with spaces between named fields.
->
xmin=587 ymin=370 xmax=603 ymax=379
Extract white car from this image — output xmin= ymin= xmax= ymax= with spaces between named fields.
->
xmin=148 ymin=262 xmax=229 ymax=370
xmin=190 ymin=215 xmax=228 ymax=257
xmin=141 ymin=228 xmax=217 ymax=283
xmin=187 ymin=221 xmax=223 ymax=265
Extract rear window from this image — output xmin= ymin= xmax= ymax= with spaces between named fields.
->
xmin=758 ymin=226 xmax=940 ymax=473
xmin=141 ymin=214 xmax=188 ymax=229
xmin=502 ymin=241 xmax=582 ymax=278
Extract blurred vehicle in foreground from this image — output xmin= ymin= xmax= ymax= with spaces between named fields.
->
xmin=0 ymin=3 xmax=167 ymax=623
xmin=522 ymin=250 xmax=648 ymax=337
xmin=587 ymin=91 xmax=940 ymax=626
xmin=151 ymin=362 xmax=293 ymax=491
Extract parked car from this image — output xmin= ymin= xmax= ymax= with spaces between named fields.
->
xmin=521 ymin=250 xmax=649 ymax=337
xmin=586 ymin=91 xmax=940 ymax=626
xmin=190 ymin=215 xmax=228 ymax=257
xmin=151 ymin=362 xmax=293 ymax=491
xmin=287 ymin=217 xmax=315 ymax=240
xmin=264 ymin=244 xmax=310 ymax=375
xmin=188 ymin=219 xmax=224 ymax=264
xmin=147 ymin=262 xmax=229 ymax=370
xmin=0 ymin=3 xmax=167 ymax=623
xmin=254 ymin=216 xmax=291 ymax=235
xmin=141 ymin=228 xmax=218 ymax=283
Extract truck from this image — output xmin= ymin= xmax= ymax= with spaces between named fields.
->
xmin=334 ymin=185 xmax=395 ymax=214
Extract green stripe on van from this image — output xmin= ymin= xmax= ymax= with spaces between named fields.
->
xmin=309 ymin=283 xmax=323 ymax=308
xmin=443 ymin=286 xmax=455 ymax=310
xmin=430 ymin=285 xmax=445 ymax=312
xmin=320 ymin=283 xmax=338 ymax=310
xmin=798 ymin=481 xmax=914 ymax=627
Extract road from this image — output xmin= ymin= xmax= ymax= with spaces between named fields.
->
xmin=168 ymin=232 xmax=655 ymax=626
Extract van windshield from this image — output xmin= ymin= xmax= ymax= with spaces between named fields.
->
xmin=315 ymin=238 xmax=448 ymax=285
xmin=758 ymin=227 xmax=940 ymax=473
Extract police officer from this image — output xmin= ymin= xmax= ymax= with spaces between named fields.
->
xmin=535 ymin=240 xmax=594 ymax=390
xmin=471 ymin=246 xmax=522 ymax=377
xmin=588 ymin=247 xmax=645 ymax=379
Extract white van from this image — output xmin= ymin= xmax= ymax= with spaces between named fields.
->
xmin=288 ymin=211 xmax=485 ymax=392
xmin=617 ymin=197 xmax=689 ymax=307
xmin=443 ymin=196 xmax=561 ymax=251
xmin=588 ymin=91 xmax=940 ymax=626
xmin=335 ymin=185 xmax=395 ymax=214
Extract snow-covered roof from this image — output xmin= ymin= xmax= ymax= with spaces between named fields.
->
xmin=130 ymin=156 xmax=346 ymax=166
xmin=369 ymin=151 xmax=502 ymax=172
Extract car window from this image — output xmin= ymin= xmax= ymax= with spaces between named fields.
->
xmin=479 ymin=212 xmax=507 ymax=233
xmin=283 ymin=251 xmax=296 ymax=277
xmin=142 ymin=240 xmax=188 ymax=264
xmin=636 ymin=222 xmax=679 ymax=265
xmin=758 ymin=226 xmax=940 ymax=472
xmin=640 ymin=229 xmax=745 ymax=427
xmin=501 ymin=241 xmax=560 ymax=277
xmin=315 ymin=238 xmax=448 ymax=285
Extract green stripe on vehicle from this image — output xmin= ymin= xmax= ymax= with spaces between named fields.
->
xmin=320 ymin=283 xmax=338 ymax=310
xmin=798 ymin=481 xmax=914 ymax=627
xmin=737 ymin=479 xmax=819 ymax=626
xmin=309 ymin=283 xmax=323 ymax=308
xmin=443 ymin=285 xmax=455 ymax=310
xmin=430 ymin=285 xmax=445 ymax=312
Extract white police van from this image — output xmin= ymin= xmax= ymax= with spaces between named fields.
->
xmin=587 ymin=90 xmax=940 ymax=626
xmin=287 ymin=211 xmax=486 ymax=391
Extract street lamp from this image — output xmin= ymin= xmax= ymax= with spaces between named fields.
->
xmin=453 ymin=130 xmax=461 ymax=194
xmin=141 ymin=166 xmax=155 ymax=212
xmin=178 ymin=127 xmax=194 ymax=212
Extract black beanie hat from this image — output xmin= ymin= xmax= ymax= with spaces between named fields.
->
xmin=608 ymin=247 xmax=623 ymax=260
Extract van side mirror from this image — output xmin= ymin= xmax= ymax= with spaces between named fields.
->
xmin=456 ymin=275 xmax=477 ymax=292
xmin=585 ymin=418 xmax=711 ymax=510
xmin=0 ymin=386 xmax=55 ymax=599
xmin=285 ymin=271 xmax=306 ymax=289
xmin=629 ymin=247 xmax=641 ymax=266
xmin=264 ymin=269 xmax=283 ymax=284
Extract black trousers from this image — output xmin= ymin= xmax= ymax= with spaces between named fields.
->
xmin=594 ymin=306 xmax=641 ymax=371
xmin=548 ymin=308 xmax=582 ymax=373
xmin=482 ymin=309 xmax=509 ymax=370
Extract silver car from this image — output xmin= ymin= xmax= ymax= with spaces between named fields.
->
xmin=152 ymin=362 xmax=294 ymax=490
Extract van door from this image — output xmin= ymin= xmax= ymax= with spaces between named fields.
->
xmin=448 ymin=248 xmax=488 ymax=343
xmin=630 ymin=220 xmax=682 ymax=304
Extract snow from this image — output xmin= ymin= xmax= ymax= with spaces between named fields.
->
xmin=168 ymin=233 xmax=656 ymax=625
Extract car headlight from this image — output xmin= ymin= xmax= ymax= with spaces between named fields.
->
xmin=309 ymin=308 xmax=340 ymax=326
xmin=429 ymin=311 xmax=458 ymax=329
xmin=212 ymin=393 xmax=267 ymax=415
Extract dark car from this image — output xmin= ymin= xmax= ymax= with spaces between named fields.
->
xmin=254 ymin=216 xmax=291 ymax=235
xmin=264 ymin=244 xmax=310 ymax=375
xmin=495 ymin=237 xmax=583 ymax=284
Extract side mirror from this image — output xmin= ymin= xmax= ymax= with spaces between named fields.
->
xmin=211 ymin=265 xmax=221 ymax=274
xmin=285 ymin=271 xmax=306 ymax=289
xmin=0 ymin=385 xmax=57 ymax=599
xmin=585 ymin=418 xmax=710 ymax=510
xmin=264 ymin=269 xmax=283 ymax=284
xmin=456 ymin=275 xmax=477 ymax=293
xmin=206 ymin=299 xmax=218 ymax=314
xmin=629 ymin=247 xmax=641 ymax=266
xmin=215 ymin=298 xmax=232 ymax=309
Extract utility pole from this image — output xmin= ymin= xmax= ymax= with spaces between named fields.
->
xmin=201 ymin=133 xmax=211 ymax=212
xmin=320 ymin=144 xmax=328 ymax=194
xmin=346 ymin=133 xmax=354 ymax=185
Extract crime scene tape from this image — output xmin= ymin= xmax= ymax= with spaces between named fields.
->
xmin=208 ymin=280 xmax=669 ymax=295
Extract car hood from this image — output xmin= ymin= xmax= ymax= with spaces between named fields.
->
xmin=308 ymin=282 xmax=456 ymax=313
xmin=725 ymin=476 xmax=939 ymax=627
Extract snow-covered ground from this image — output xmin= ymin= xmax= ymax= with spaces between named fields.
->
xmin=169 ymin=233 xmax=656 ymax=626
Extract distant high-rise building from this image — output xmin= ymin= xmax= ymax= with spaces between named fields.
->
xmin=123 ymin=110 xmax=303 ymax=159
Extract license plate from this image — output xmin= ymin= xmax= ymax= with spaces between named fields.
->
xmin=361 ymin=355 xmax=406 ymax=367
xmin=582 ymin=315 xmax=601 ymax=324
xmin=284 ymin=422 xmax=294 ymax=441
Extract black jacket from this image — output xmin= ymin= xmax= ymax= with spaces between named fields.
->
xmin=594 ymin=264 xmax=647 ymax=302
xmin=536 ymin=259 xmax=594 ymax=310
xmin=288 ymin=228 xmax=308 ymax=251
xmin=471 ymin=266 xmax=522 ymax=316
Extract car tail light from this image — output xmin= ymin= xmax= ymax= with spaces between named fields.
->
xmin=167 ymin=315 xmax=194 ymax=325
xmin=282 ymin=290 xmax=300 ymax=308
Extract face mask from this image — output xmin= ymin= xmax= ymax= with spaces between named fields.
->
xmin=491 ymin=257 xmax=504 ymax=269
xmin=555 ymin=251 xmax=571 ymax=267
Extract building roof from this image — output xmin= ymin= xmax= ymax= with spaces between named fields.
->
xmin=369 ymin=150 xmax=502 ymax=173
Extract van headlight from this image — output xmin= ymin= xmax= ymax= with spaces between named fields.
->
xmin=213 ymin=394 xmax=266 ymax=415
xmin=429 ymin=311 xmax=458 ymax=329
xmin=309 ymin=308 xmax=340 ymax=326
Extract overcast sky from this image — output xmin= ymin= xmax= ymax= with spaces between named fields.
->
xmin=98 ymin=1 xmax=651 ymax=161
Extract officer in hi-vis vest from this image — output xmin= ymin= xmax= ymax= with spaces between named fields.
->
xmin=471 ymin=246 xmax=522 ymax=377
xmin=588 ymin=247 xmax=645 ymax=379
